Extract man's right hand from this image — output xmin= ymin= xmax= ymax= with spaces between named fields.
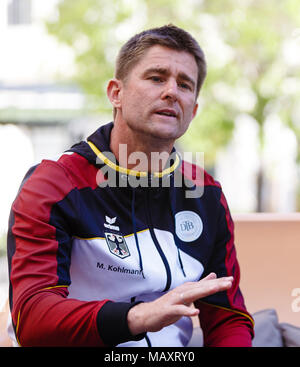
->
xmin=127 ymin=272 xmax=233 ymax=335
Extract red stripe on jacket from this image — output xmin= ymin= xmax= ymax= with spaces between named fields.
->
xmin=10 ymin=156 xmax=109 ymax=346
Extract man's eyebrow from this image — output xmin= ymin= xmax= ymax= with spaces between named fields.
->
xmin=142 ymin=67 xmax=196 ymax=88
xmin=142 ymin=67 xmax=170 ymax=77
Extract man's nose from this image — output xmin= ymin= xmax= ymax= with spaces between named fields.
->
xmin=161 ymin=79 xmax=178 ymax=101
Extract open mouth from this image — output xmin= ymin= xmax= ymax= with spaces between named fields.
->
xmin=155 ymin=109 xmax=177 ymax=118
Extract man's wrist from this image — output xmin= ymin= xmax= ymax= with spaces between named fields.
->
xmin=127 ymin=302 xmax=147 ymax=335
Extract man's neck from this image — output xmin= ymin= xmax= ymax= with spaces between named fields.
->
xmin=110 ymin=121 xmax=174 ymax=173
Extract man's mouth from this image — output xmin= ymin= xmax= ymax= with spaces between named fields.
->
xmin=155 ymin=109 xmax=177 ymax=118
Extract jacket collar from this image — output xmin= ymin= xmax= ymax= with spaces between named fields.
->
xmin=86 ymin=122 xmax=181 ymax=178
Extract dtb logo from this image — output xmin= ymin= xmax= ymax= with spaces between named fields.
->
xmin=180 ymin=220 xmax=195 ymax=232
xmin=175 ymin=211 xmax=203 ymax=243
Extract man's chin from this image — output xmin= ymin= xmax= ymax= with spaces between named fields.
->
xmin=145 ymin=119 xmax=182 ymax=138
xmin=128 ymin=120 xmax=185 ymax=141
xmin=147 ymin=126 xmax=181 ymax=141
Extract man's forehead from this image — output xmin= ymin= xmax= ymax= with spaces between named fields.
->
xmin=136 ymin=45 xmax=198 ymax=74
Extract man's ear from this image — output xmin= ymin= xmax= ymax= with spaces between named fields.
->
xmin=192 ymin=102 xmax=198 ymax=119
xmin=107 ymin=78 xmax=123 ymax=108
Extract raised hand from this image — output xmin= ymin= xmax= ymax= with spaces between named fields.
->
xmin=127 ymin=272 xmax=233 ymax=335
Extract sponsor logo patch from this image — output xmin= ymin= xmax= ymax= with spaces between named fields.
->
xmin=105 ymin=232 xmax=130 ymax=259
xmin=104 ymin=216 xmax=120 ymax=231
xmin=175 ymin=210 xmax=203 ymax=242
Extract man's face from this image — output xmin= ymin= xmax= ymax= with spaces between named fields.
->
xmin=115 ymin=45 xmax=199 ymax=141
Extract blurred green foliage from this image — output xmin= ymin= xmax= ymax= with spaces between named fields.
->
xmin=46 ymin=0 xmax=300 ymax=209
xmin=46 ymin=0 xmax=300 ymax=161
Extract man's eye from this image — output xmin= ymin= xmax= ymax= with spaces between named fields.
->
xmin=150 ymin=76 xmax=163 ymax=82
xmin=179 ymin=82 xmax=191 ymax=90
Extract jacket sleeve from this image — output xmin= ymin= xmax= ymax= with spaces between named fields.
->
xmin=7 ymin=159 xmax=144 ymax=346
xmin=195 ymin=189 xmax=254 ymax=347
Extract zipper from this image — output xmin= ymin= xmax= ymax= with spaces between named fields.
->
xmin=145 ymin=188 xmax=172 ymax=292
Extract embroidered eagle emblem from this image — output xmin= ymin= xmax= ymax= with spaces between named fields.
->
xmin=105 ymin=233 xmax=130 ymax=259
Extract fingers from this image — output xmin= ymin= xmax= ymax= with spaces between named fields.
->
xmin=170 ymin=304 xmax=200 ymax=318
xmin=175 ymin=275 xmax=233 ymax=305
xmin=128 ymin=274 xmax=235 ymax=335
xmin=199 ymin=276 xmax=233 ymax=298
xmin=202 ymin=272 xmax=217 ymax=280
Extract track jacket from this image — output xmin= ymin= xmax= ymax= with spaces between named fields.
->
xmin=7 ymin=121 xmax=254 ymax=347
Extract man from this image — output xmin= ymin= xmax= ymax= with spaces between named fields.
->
xmin=7 ymin=24 xmax=254 ymax=347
